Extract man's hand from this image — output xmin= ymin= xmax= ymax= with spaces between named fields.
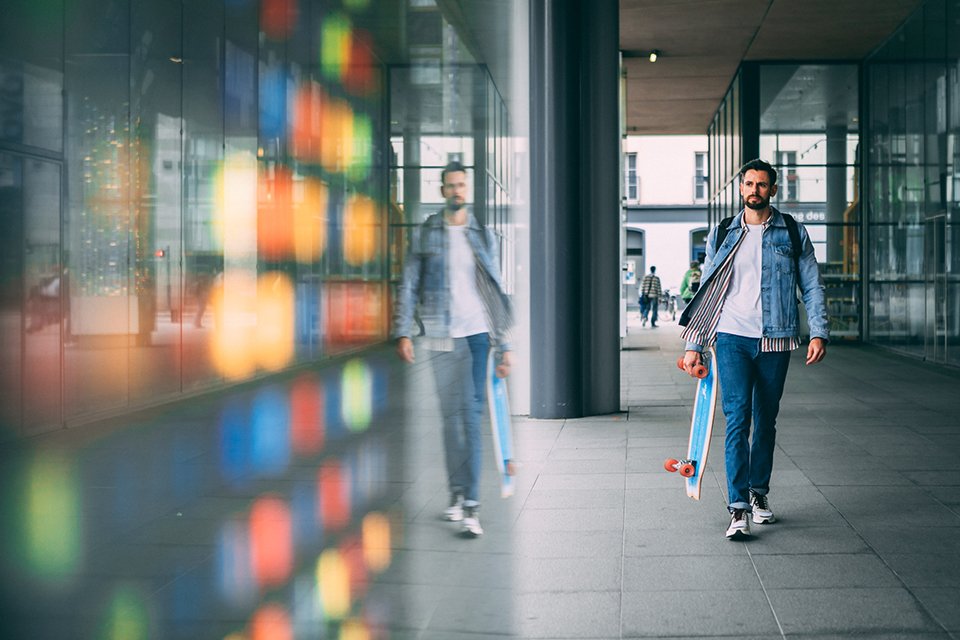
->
xmin=682 ymin=350 xmax=702 ymax=376
xmin=495 ymin=351 xmax=512 ymax=378
xmin=806 ymin=337 xmax=826 ymax=365
xmin=396 ymin=337 xmax=415 ymax=364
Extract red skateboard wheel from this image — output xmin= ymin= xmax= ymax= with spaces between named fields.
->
xmin=663 ymin=458 xmax=679 ymax=473
xmin=692 ymin=363 xmax=708 ymax=379
xmin=679 ymin=463 xmax=696 ymax=477
xmin=676 ymin=357 xmax=685 ymax=371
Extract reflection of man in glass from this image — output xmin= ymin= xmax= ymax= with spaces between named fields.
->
xmin=393 ymin=162 xmax=513 ymax=538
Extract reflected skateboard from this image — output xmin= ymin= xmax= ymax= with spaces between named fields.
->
xmin=664 ymin=346 xmax=718 ymax=500
xmin=486 ymin=350 xmax=516 ymax=498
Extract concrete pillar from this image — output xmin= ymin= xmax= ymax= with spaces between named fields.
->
xmin=529 ymin=0 xmax=619 ymax=418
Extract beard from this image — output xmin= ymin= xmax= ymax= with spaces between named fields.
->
xmin=744 ymin=195 xmax=769 ymax=210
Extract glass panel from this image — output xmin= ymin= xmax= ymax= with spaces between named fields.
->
xmin=0 ymin=153 xmax=25 ymax=436
xmin=0 ymin=0 xmax=64 ymax=153
xmin=128 ymin=0 xmax=184 ymax=403
xmin=64 ymin=0 xmax=132 ymax=418
xmin=181 ymin=0 xmax=226 ymax=389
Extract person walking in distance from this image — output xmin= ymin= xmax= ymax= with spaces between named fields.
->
xmin=679 ymin=260 xmax=702 ymax=307
xmin=393 ymin=161 xmax=513 ymax=538
xmin=639 ymin=266 xmax=662 ymax=327
xmin=678 ymin=158 xmax=828 ymax=540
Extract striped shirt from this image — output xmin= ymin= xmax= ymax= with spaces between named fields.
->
xmin=680 ymin=217 xmax=800 ymax=353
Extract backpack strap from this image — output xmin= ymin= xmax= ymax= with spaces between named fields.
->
xmin=714 ymin=216 xmax=736 ymax=249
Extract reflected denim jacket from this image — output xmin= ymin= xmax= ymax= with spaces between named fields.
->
xmin=392 ymin=211 xmax=513 ymax=352
xmin=679 ymin=208 xmax=829 ymax=352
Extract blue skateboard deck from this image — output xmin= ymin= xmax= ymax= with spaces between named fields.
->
xmin=665 ymin=346 xmax=719 ymax=500
xmin=486 ymin=350 xmax=515 ymax=498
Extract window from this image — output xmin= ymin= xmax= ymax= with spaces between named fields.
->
xmin=779 ymin=150 xmax=798 ymax=201
xmin=694 ymin=152 xmax=708 ymax=201
xmin=625 ymin=152 xmax=638 ymax=201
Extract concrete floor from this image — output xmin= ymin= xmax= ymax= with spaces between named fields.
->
xmin=2 ymin=316 xmax=959 ymax=639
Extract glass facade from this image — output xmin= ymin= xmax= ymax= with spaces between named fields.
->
xmin=708 ymin=63 xmax=862 ymax=340
xmin=0 ymin=1 xmax=528 ymax=437
xmin=865 ymin=0 xmax=960 ymax=366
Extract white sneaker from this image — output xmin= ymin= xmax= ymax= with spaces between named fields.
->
xmin=461 ymin=506 xmax=483 ymax=537
xmin=725 ymin=509 xmax=751 ymax=540
xmin=443 ymin=493 xmax=464 ymax=522
xmin=750 ymin=492 xmax=776 ymax=524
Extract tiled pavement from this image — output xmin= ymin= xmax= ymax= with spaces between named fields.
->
xmin=2 ymin=316 xmax=960 ymax=638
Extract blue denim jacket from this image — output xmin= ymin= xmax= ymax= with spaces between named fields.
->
xmin=680 ymin=208 xmax=829 ymax=352
xmin=392 ymin=211 xmax=512 ymax=351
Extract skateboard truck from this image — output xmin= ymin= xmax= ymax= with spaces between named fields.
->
xmin=664 ymin=457 xmax=697 ymax=478
xmin=677 ymin=357 xmax=707 ymax=379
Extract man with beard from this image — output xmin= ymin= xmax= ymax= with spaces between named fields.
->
xmin=393 ymin=161 xmax=513 ymax=538
xmin=678 ymin=158 xmax=828 ymax=540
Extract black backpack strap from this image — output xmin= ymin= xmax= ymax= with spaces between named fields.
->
xmin=782 ymin=213 xmax=802 ymax=261
xmin=714 ymin=216 xmax=736 ymax=249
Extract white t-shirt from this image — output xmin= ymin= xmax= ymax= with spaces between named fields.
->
xmin=447 ymin=224 xmax=490 ymax=338
xmin=716 ymin=223 xmax=764 ymax=338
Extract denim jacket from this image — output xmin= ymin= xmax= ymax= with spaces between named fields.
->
xmin=679 ymin=208 xmax=829 ymax=352
xmin=392 ymin=211 xmax=513 ymax=351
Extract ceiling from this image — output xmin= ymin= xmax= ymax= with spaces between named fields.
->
xmin=620 ymin=0 xmax=922 ymax=134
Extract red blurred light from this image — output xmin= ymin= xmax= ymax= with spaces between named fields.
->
xmin=154 ymin=249 xmax=166 ymax=258
xmin=290 ymin=375 xmax=324 ymax=455
xmin=318 ymin=461 xmax=350 ymax=531
xmin=249 ymin=496 xmax=293 ymax=588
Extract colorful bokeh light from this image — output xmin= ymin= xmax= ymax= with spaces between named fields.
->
xmin=250 ymin=496 xmax=293 ymax=588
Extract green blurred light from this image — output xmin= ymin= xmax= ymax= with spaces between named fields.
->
xmin=348 ymin=114 xmax=372 ymax=182
xmin=341 ymin=359 xmax=372 ymax=432
xmin=320 ymin=13 xmax=352 ymax=81
xmin=99 ymin=585 xmax=150 ymax=640
xmin=343 ymin=0 xmax=370 ymax=10
xmin=24 ymin=453 xmax=81 ymax=580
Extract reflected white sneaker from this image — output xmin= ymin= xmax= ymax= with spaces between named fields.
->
xmin=750 ymin=491 xmax=775 ymax=524
xmin=443 ymin=493 xmax=464 ymax=522
xmin=725 ymin=509 xmax=751 ymax=540
xmin=461 ymin=506 xmax=483 ymax=537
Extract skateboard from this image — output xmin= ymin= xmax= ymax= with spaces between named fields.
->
xmin=664 ymin=346 xmax=718 ymax=500
xmin=486 ymin=350 xmax=516 ymax=498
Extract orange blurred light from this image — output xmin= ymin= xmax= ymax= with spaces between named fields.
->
xmin=293 ymin=177 xmax=328 ymax=264
xmin=256 ymin=272 xmax=295 ymax=372
xmin=318 ymin=461 xmax=350 ymax=531
xmin=317 ymin=549 xmax=350 ymax=620
xmin=320 ymin=98 xmax=353 ymax=173
xmin=361 ymin=513 xmax=391 ymax=573
xmin=261 ymin=0 xmax=298 ymax=41
xmin=249 ymin=496 xmax=293 ymax=588
xmin=250 ymin=603 xmax=293 ymax=640
xmin=324 ymin=283 xmax=387 ymax=349
xmin=290 ymin=374 xmax=325 ymax=455
xmin=342 ymin=194 xmax=378 ymax=265
xmin=291 ymin=82 xmax=324 ymax=163
xmin=258 ymin=165 xmax=295 ymax=261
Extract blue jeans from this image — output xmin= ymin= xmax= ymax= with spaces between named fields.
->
xmin=430 ymin=333 xmax=489 ymax=505
xmin=714 ymin=333 xmax=791 ymax=511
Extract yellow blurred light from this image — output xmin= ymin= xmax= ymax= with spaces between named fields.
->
xmin=294 ymin=177 xmax=329 ymax=264
xmin=361 ymin=512 xmax=391 ymax=573
xmin=214 ymin=152 xmax=258 ymax=252
xmin=321 ymin=14 xmax=352 ymax=81
xmin=321 ymin=99 xmax=354 ymax=173
xmin=342 ymin=194 xmax=379 ymax=266
xmin=211 ymin=270 xmax=258 ymax=380
xmin=256 ymin=272 xmax=295 ymax=372
xmin=339 ymin=619 xmax=370 ymax=640
xmin=24 ymin=453 xmax=81 ymax=581
xmin=341 ymin=359 xmax=372 ymax=432
xmin=317 ymin=549 xmax=350 ymax=620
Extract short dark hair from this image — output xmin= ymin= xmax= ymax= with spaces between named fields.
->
xmin=738 ymin=158 xmax=778 ymax=186
xmin=650 ymin=266 xmax=656 ymax=273
xmin=441 ymin=161 xmax=467 ymax=185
